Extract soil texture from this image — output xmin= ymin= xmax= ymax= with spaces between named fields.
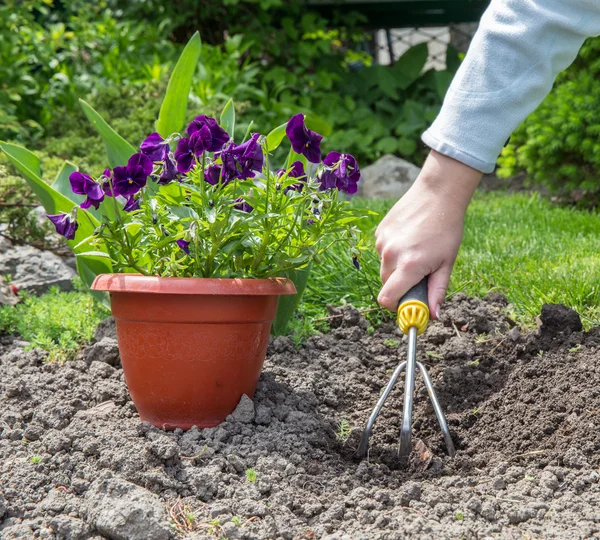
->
xmin=1 ymin=294 xmax=600 ymax=539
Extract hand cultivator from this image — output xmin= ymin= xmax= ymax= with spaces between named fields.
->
xmin=357 ymin=277 xmax=456 ymax=463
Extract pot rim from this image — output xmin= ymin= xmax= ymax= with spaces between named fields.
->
xmin=91 ymin=273 xmax=297 ymax=296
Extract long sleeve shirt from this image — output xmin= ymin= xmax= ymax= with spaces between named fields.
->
xmin=422 ymin=0 xmax=600 ymax=173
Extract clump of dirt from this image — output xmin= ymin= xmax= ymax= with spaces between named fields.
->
xmin=1 ymin=294 xmax=600 ymax=539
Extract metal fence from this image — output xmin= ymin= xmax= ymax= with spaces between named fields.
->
xmin=373 ymin=23 xmax=477 ymax=69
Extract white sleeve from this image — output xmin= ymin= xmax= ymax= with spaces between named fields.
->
xmin=422 ymin=0 xmax=600 ymax=173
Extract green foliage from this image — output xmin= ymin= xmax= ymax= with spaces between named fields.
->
xmin=0 ymin=282 xmax=109 ymax=362
xmin=335 ymin=419 xmax=353 ymax=443
xmin=498 ymin=37 xmax=600 ymax=200
xmin=156 ymin=31 xmax=202 ymax=137
xmin=0 ymin=0 xmax=176 ymax=141
xmin=245 ymin=468 xmax=257 ymax=482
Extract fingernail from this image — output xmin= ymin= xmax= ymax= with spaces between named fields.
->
xmin=435 ymin=305 xmax=441 ymax=320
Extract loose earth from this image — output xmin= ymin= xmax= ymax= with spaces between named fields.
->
xmin=1 ymin=294 xmax=599 ymax=539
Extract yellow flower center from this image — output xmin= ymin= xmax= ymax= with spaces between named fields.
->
xmin=305 ymin=142 xmax=309 ymax=148
xmin=128 ymin=180 xmax=133 ymax=184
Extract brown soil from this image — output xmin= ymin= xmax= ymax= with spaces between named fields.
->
xmin=1 ymin=294 xmax=600 ymax=539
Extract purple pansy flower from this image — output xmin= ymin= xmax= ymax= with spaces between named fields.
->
xmin=234 ymin=197 xmax=253 ymax=213
xmin=176 ymin=239 xmax=190 ymax=254
xmin=140 ymin=132 xmax=169 ymax=162
xmin=278 ymin=161 xmax=306 ymax=193
xmin=217 ymin=144 xmax=241 ymax=184
xmin=123 ymin=195 xmax=140 ymax=212
xmin=230 ymin=133 xmax=263 ymax=177
xmin=174 ymin=130 xmax=209 ymax=173
xmin=112 ymin=153 xmax=153 ymax=197
xmin=101 ymin=169 xmax=114 ymax=196
xmin=186 ymin=115 xmax=230 ymax=152
xmin=205 ymin=163 xmax=222 ymax=185
xmin=319 ymin=152 xmax=361 ymax=194
xmin=158 ymin=154 xmax=178 ymax=184
xmin=69 ymin=171 xmax=104 ymax=210
xmin=46 ymin=213 xmax=78 ymax=240
xmin=286 ymin=114 xmax=322 ymax=164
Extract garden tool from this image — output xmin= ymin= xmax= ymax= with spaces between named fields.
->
xmin=357 ymin=277 xmax=456 ymax=462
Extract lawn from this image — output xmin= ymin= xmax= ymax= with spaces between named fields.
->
xmin=306 ymin=191 xmax=600 ymax=329
xmin=2 ymin=190 xmax=600 ymax=359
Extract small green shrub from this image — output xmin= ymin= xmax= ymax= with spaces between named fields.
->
xmin=0 ymin=282 xmax=109 ymax=361
xmin=498 ymin=37 xmax=600 ymax=201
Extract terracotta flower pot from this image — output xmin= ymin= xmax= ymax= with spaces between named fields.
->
xmin=91 ymin=274 xmax=296 ymax=430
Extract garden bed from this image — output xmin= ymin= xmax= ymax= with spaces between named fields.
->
xmin=1 ymin=294 xmax=600 ymax=539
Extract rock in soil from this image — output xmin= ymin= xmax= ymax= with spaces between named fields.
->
xmin=0 ymin=245 xmax=76 ymax=294
xmin=1 ymin=295 xmax=600 ymax=539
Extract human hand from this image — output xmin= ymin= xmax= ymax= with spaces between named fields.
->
xmin=375 ymin=150 xmax=482 ymax=318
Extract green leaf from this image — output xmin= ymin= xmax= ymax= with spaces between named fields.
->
xmin=266 ymin=122 xmax=288 ymax=152
xmin=75 ymin=251 xmax=113 ymax=259
xmin=156 ymin=31 xmax=202 ymax=137
xmin=51 ymin=161 xmax=82 ymax=205
xmin=271 ymin=263 xmax=311 ymax=336
xmin=376 ymin=66 xmax=399 ymax=100
xmin=434 ymin=70 xmax=454 ymax=99
xmin=76 ymin=255 xmax=111 ymax=308
xmin=285 ymin=147 xmax=308 ymax=170
xmin=0 ymin=143 xmax=95 ymax=231
xmin=305 ymin=114 xmax=332 ymax=137
xmin=393 ymin=43 xmax=428 ymax=89
xmin=0 ymin=143 xmax=41 ymax=178
xmin=79 ymin=99 xmax=136 ymax=168
xmin=220 ymin=98 xmax=235 ymax=139
xmin=446 ymin=44 xmax=461 ymax=73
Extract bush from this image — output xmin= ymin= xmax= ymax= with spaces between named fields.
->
xmin=498 ymin=37 xmax=600 ymax=201
xmin=0 ymin=0 xmax=176 ymax=141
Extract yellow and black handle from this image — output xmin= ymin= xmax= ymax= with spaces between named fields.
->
xmin=397 ymin=277 xmax=430 ymax=336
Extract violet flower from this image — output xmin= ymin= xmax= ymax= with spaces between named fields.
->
xmin=123 ymin=195 xmax=140 ymax=212
xmin=140 ymin=132 xmax=169 ymax=162
xmin=158 ymin=154 xmax=178 ymax=184
xmin=286 ymin=114 xmax=322 ymax=164
xmin=176 ymin=239 xmax=190 ymax=254
xmin=320 ymin=152 xmax=361 ymax=194
xmin=46 ymin=213 xmax=78 ymax=240
xmin=230 ymin=133 xmax=263 ymax=177
xmin=278 ymin=161 xmax=306 ymax=193
xmin=69 ymin=171 xmax=104 ymax=210
xmin=205 ymin=163 xmax=222 ymax=185
xmin=352 ymin=256 xmax=360 ymax=271
xmin=186 ymin=115 xmax=230 ymax=152
xmin=112 ymin=153 xmax=153 ymax=197
xmin=234 ymin=197 xmax=253 ymax=213
xmin=174 ymin=130 xmax=209 ymax=173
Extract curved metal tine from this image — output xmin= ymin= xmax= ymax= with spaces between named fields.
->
xmin=417 ymin=361 xmax=456 ymax=457
xmin=356 ymin=360 xmax=407 ymax=458
xmin=398 ymin=326 xmax=418 ymax=463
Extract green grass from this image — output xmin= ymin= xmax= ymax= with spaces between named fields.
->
xmin=0 ymin=281 xmax=109 ymax=361
xmin=302 ymin=192 xmax=600 ymax=329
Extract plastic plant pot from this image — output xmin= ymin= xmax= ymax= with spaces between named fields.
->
xmin=92 ymin=274 xmax=296 ymax=430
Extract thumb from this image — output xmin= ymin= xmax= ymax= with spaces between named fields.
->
xmin=427 ymin=264 xmax=452 ymax=320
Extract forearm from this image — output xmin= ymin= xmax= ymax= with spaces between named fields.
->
xmin=424 ymin=0 xmax=600 ymax=173
xmin=417 ymin=151 xmax=482 ymax=213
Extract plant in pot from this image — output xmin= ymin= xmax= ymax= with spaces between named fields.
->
xmin=1 ymin=33 xmax=367 ymax=429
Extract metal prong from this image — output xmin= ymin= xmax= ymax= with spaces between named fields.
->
xmin=417 ymin=361 xmax=456 ymax=457
xmin=357 ymin=360 xmax=407 ymax=458
xmin=398 ymin=326 xmax=418 ymax=462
